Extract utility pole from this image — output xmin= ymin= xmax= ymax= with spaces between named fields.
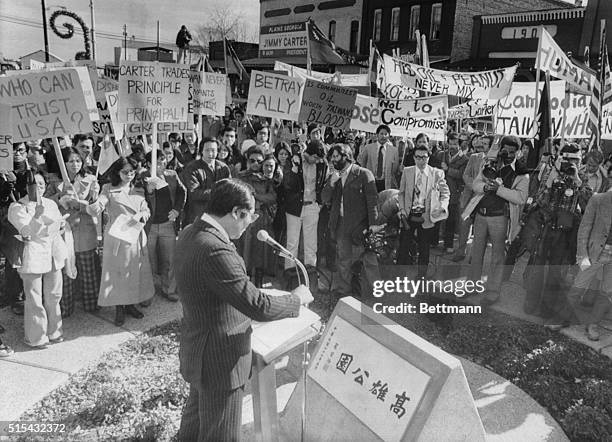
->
xmin=41 ymin=0 xmax=50 ymax=62
xmin=156 ymin=20 xmax=160 ymax=61
xmin=89 ymin=0 xmax=96 ymax=60
xmin=123 ymin=24 xmax=127 ymax=60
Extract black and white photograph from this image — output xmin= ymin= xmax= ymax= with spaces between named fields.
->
xmin=0 ymin=0 xmax=611 ymax=440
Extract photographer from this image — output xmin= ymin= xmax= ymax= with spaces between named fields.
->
xmin=462 ymin=136 xmax=529 ymax=307
xmin=397 ymin=144 xmax=449 ymax=278
xmin=519 ymin=143 xmax=592 ymax=317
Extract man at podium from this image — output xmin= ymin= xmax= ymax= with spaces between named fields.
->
xmin=175 ymin=178 xmax=313 ymax=441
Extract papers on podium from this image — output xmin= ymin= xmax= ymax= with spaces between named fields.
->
xmin=252 ymin=288 xmax=321 ymax=364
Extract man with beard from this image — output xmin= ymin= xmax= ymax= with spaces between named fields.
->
xmin=452 ymin=135 xmax=493 ymax=262
xmin=322 ymin=144 xmax=383 ymax=298
xmin=462 ymin=136 xmax=529 ymax=306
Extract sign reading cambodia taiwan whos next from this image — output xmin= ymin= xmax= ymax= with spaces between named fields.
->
xmin=259 ymin=22 xmax=308 ymax=58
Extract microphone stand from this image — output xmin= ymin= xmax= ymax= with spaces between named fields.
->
xmin=276 ymin=248 xmax=310 ymax=442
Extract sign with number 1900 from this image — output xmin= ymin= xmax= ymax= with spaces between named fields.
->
xmin=501 ymin=25 xmax=557 ymax=40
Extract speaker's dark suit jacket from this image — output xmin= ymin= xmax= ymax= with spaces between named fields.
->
xmin=175 ymin=218 xmax=300 ymax=390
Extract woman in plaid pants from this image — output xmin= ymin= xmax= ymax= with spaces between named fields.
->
xmin=45 ymin=147 xmax=101 ymax=317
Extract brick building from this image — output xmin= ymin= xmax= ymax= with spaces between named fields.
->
xmin=468 ymin=7 xmax=585 ymax=79
xmin=360 ymin=0 xmax=574 ymax=62
xmin=260 ymin=0 xmax=364 ymax=54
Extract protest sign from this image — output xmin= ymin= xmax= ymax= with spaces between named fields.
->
xmin=93 ymin=77 xmax=118 ymax=136
xmin=260 ymin=23 xmax=308 ymax=58
xmin=18 ymin=62 xmax=99 ymax=122
xmin=298 ymin=79 xmax=357 ymax=130
xmin=191 ymin=70 xmax=227 ymax=116
xmin=106 ymin=91 xmax=124 ymax=140
xmin=0 ymin=104 xmax=13 ymax=171
xmin=381 ymin=83 xmax=420 ymax=100
xmin=247 ymin=70 xmax=304 ymax=121
xmin=118 ymin=61 xmax=190 ymax=123
xmin=536 ymin=28 xmax=594 ymax=95
xmin=351 ymin=95 xmax=448 ymax=137
xmin=108 ymin=89 xmax=192 ymax=138
xmin=602 ymin=103 xmax=612 ymax=140
xmin=37 ymin=61 xmax=99 ymax=122
xmin=275 ymin=61 xmax=369 ymax=90
xmin=495 ymin=81 xmax=590 ymax=138
xmin=384 ymin=54 xmax=516 ymax=100
xmin=0 ymin=69 xmax=93 ymax=142
xmin=448 ymin=99 xmax=497 ymax=120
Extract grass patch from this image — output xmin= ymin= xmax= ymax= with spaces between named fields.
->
xmin=17 ymin=294 xmax=612 ymax=442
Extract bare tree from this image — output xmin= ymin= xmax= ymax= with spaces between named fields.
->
xmin=195 ymin=6 xmax=258 ymax=45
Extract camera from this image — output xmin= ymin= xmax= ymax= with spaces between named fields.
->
xmin=559 ymin=161 xmax=576 ymax=175
xmin=482 ymin=163 xmax=498 ymax=180
xmin=408 ymin=206 xmax=426 ymax=224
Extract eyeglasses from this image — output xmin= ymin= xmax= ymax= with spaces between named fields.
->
xmin=120 ymin=169 xmax=136 ymax=175
xmin=241 ymin=211 xmax=260 ymax=223
xmin=248 ymin=158 xmax=263 ymax=164
xmin=414 ymin=155 xmax=429 ymax=160
xmin=15 ymin=148 xmax=27 ymax=154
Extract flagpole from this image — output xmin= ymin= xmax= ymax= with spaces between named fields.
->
xmin=533 ymin=26 xmax=544 ymax=135
xmin=306 ymin=20 xmax=312 ymax=75
xmin=560 ymin=91 xmax=568 ymax=145
xmin=545 ymin=71 xmax=553 ymax=154
xmin=223 ymin=36 xmax=229 ymax=78
xmin=596 ymin=19 xmax=606 ymax=150
xmin=368 ymin=38 xmax=374 ymax=97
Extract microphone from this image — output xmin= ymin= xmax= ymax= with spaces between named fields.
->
xmin=257 ymin=229 xmax=293 ymax=257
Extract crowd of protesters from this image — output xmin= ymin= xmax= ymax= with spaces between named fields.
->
xmin=1 ymin=104 xmax=612 ymax=357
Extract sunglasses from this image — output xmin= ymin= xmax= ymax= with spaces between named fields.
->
xmin=248 ymin=158 xmax=263 ymax=164
xmin=414 ymin=155 xmax=429 ymax=160
xmin=120 ymin=169 xmax=136 ymax=175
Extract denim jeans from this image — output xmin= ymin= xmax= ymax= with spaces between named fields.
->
xmin=147 ymin=221 xmax=177 ymax=295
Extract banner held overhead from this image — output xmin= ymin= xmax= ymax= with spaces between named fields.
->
xmin=383 ymin=54 xmax=516 ymax=100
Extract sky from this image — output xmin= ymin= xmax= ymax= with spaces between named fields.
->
xmin=0 ymin=0 xmax=582 ymax=65
xmin=0 ymin=0 xmax=260 ymax=64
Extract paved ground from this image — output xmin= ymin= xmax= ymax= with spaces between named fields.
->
xmin=0 ymin=242 xmax=609 ymax=438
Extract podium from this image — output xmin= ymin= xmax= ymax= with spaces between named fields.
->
xmin=251 ymin=289 xmax=321 ymax=442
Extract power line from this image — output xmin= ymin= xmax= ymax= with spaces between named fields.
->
xmin=0 ymin=14 xmax=176 ymax=45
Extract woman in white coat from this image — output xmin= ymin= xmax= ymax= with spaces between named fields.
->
xmin=87 ymin=157 xmax=154 ymax=326
xmin=8 ymin=171 xmax=68 ymax=348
